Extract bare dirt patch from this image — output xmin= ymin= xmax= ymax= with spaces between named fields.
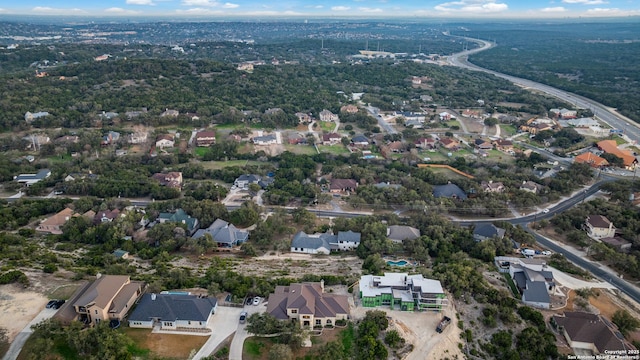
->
xmin=125 ymin=328 xmax=208 ymax=359
xmin=0 ymin=285 xmax=48 ymax=342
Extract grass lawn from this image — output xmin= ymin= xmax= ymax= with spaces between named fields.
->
xmin=194 ymin=147 xmax=209 ymax=157
xmin=319 ymin=144 xmax=350 ymax=155
xmin=46 ymin=283 xmax=81 ymax=300
xmin=46 ymin=153 xmax=73 ymax=164
xmin=284 ymin=144 xmax=318 ymax=155
xmin=243 ymin=337 xmax=269 ymax=359
xmin=613 ymin=136 xmax=628 ymax=145
xmin=420 ymin=150 xmax=448 ymax=162
xmin=123 ymin=328 xmax=207 ymax=360
xmin=445 ymin=120 xmax=461 ymax=128
xmin=318 ymin=121 xmax=335 ymax=132
xmin=499 ymin=125 xmax=518 ymax=137
xmin=198 ymin=160 xmax=263 ymax=170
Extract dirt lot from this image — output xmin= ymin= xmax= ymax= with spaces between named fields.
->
xmin=0 ymin=285 xmax=48 ymax=342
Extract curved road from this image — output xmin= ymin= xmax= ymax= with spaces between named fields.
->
xmin=446 ymin=35 xmax=640 ymax=145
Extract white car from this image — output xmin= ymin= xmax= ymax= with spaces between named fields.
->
xmin=252 ymin=297 xmax=261 ymax=306
xmin=542 ymin=250 xmax=552 ymax=256
xmin=542 ymin=208 xmax=550 ymax=214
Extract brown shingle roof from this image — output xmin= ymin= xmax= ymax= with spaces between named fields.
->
xmin=587 ymin=215 xmax=613 ymax=229
xmin=330 ymin=179 xmax=358 ymax=191
xmin=553 ymin=312 xmax=630 ymax=353
xmin=266 ymin=283 xmax=349 ymax=321
xmin=73 ymin=275 xmax=131 ymax=310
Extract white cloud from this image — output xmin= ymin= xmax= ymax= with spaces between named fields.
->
xmin=223 ymin=2 xmax=239 ymax=8
xmin=358 ymin=7 xmax=383 ymax=12
xmin=32 ymin=6 xmax=87 ymax=14
xmin=584 ymin=7 xmax=640 ymax=16
xmin=435 ymin=1 xmax=508 ymax=13
xmin=104 ymin=7 xmax=141 ymax=14
xmin=541 ymin=6 xmax=567 ymax=12
xmin=181 ymin=0 xmax=220 ymax=7
xmin=562 ymin=0 xmax=607 ymax=4
xmin=176 ymin=7 xmax=223 ymax=14
xmin=126 ymin=0 xmax=155 ymax=5
xmin=331 ymin=6 xmax=351 ymax=11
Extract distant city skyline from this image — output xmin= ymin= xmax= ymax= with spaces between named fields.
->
xmin=0 ymin=0 xmax=639 ymax=18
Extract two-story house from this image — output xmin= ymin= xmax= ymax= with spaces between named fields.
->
xmin=71 ymin=275 xmax=145 ymax=325
xmin=585 ymin=215 xmax=616 ymax=239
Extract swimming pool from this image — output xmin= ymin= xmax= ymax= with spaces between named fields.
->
xmin=387 ymin=260 xmax=409 ymax=266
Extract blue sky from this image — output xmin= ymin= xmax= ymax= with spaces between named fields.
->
xmin=0 ymin=0 xmax=638 ymax=18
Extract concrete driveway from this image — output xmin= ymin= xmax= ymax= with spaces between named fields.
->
xmin=192 ymin=306 xmax=244 ymax=360
xmin=228 ymin=303 xmax=266 ymax=360
xmin=2 ymin=307 xmax=58 ymax=360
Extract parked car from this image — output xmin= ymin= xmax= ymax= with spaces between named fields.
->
xmin=542 ymin=208 xmax=550 ymax=213
xmin=239 ymin=311 xmax=248 ymax=324
xmin=542 ymin=250 xmax=552 ymax=256
xmin=252 ymin=297 xmax=261 ymax=306
xmin=46 ymin=300 xmax=58 ymax=309
xmin=436 ymin=316 xmax=451 ymax=333
xmin=46 ymin=299 xmax=65 ymax=309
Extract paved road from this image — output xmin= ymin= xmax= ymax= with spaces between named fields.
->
xmin=446 ymin=36 xmax=640 ymax=145
xmin=365 ymin=105 xmax=397 ymax=134
xmin=2 ymin=307 xmax=58 ymax=360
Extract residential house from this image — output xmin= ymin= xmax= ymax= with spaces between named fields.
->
xmin=359 ymin=273 xmax=447 ymax=311
xmin=480 ymin=181 xmax=505 ymax=193
xmin=473 ymin=224 xmax=506 ymax=242
xmin=519 ymin=117 xmax=556 ymax=135
xmin=493 ymin=139 xmax=514 ymax=152
xmin=520 ymin=181 xmax=543 ymax=194
xmin=101 ymin=131 xmax=121 ymax=146
xmin=160 ymin=109 xmax=179 ymax=117
xmin=14 ymin=169 xmax=51 ymax=186
xmin=155 ymin=134 xmax=175 ymax=149
xmin=351 ymin=135 xmax=369 ymax=147
xmin=64 ymin=173 xmax=98 ymax=182
xmin=128 ymin=293 xmax=217 ymax=330
xmin=387 ymin=141 xmax=405 ymax=153
xmin=295 ymin=112 xmax=311 ymax=123
xmin=192 ymin=218 xmax=249 ymax=248
xmin=112 ymin=249 xmax=129 ymax=259
xmin=24 ymin=111 xmax=50 ymax=122
xmin=433 ymin=183 xmax=467 ymax=200
xmin=597 ymin=140 xmax=638 ymax=169
xmin=574 ymin=152 xmax=609 ymax=168
xmin=552 ymin=312 xmax=632 ymax=355
xmin=333 ymin=231 xmax=361 ymax=251
xmin=290 ymin=231 xmax=333 ymax=255
xmin=404 ymin=119 xmax=424 ymax=128
xmin=70 ymin=275 xmax=144 ymax=325
xmin=439 ymin=112 xmax=452 ymax=121
xmin=474 ymin=138 xmax=493 ymax=151
xmin=265 ymin=108 xmax=283 ymax=115
xmin=549 ymin=108 xmax=577 ymax=119
xmin=36 ymin=208 xmax=77 ymax=234
xmin=266 ymin=282 xmax=349 ymax=328
xmin=54 ymin=135 xmax=79 ymax=144
xmin=414 ymin=137 xmax=437 ymax=150
xmin=93 ymin=209 xmax=122 ymax=224
xmin=157 ymin=209 xmax=199 ymax=236
xmin=194 ymin=131 xmax=216 ymax=147
xmin=252 ymin=134 xmax=277 ymax=145
xmin=329 ymin=179 xmax=358 ymax=194
xmin=340 ymin=104 xmax=359 ymax=114
xmin=498 ymin=257 xmax=554 ymax=309
xmin=462 ymin=109 xmax=482 ymax=119
xmin=152 ymin=172 xmax=183 ymax=189
xmin=234 ymin=174 xmax=261 ymax=189
xmin=439 ymin=137 xmax=459 ymax=150
xmin=99 ymin=111 xmax=119 ymax=120
xmin=237 ymin=62 xmax=254 ymax=72
xmin=585 ymin=215 xmax=616 ymax=239
xmin=23 ymin=134 xmax=50 ymax=150
xmin=125 ymin=108 xmax=148 ymax=119
xmin=322 ymin=133 xmax=342 ymax=145
xmin=394 ymin=111 xmax=426 ymax=123
xmin=319 ymin=110 xmax=338 ymax=122
xmin=600 ymin=237 xmax=632 ymax=252
xmin=387 ymin=225 xmax=420 ymax=244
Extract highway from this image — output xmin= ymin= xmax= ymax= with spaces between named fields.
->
xmin=446 ymin=36 xmax=640 ymax=145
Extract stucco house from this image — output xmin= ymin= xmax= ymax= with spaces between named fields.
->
xmin=520 ymin=181 xmax=543 ymax=194
xmin=155 ymin=134 xmax=175 ymax=149
xmin=252 ymin=134 xmax=277 ymax=145
xmin=480 ymin=181 xmax=505 ymax=193
xmin=319 ymin=109 xmax=339 ymax=122
xmin=290 ymin=231 xmax=333 ymax=255
xmin=585 ymin=215 xmax=616 ymax=239
xmin=36 ymin=208 xmax=77 ymax=234
xmin=266 ymin=282 xmax=349 ymax=328
xmin=194 ymin=131 xmax=216 ymax=147
xmin=360 ymin=273 xmax=447 ymax=311
xmin=128 ymin=293 xmax=217 ymax=330
xmin=496 ymin=257 xmax=553 ymax=309
xmin=71 ymin=275 xmax=145 ymax=325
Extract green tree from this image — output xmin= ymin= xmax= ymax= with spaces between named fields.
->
xmin=484 ymin=117 xmax=498 ymax=126
xmin=612 ymin=309 xmax=640 ymax=337
xmin=268 ymin=344 xmax=293 ymax=360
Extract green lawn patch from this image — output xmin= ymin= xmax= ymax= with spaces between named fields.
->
xmin=340 ymin=323 xmax=355 ymax=355
xmin=499 ymin=125 xmax=517 ymax=136
xmin=318 ymin=121 xmax=335 ymax=132
xmin=320 ymin=144 xmax=350 ymax=155
xmin=198 ymin=160 xmax=263 ymax=170
xmin=194 ymin=147 xmax=209 ymax=157
xmin=284 ymin=144 xmax=317 ymax=155
xmin=244 ymin=338 xmax=269 ymax=359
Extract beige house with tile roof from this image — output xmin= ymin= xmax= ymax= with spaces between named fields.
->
xmin=266 ymin=282 xmax=349 ymax=328
xmin=36 ymin=208 xmax=77 ymax=234
xmin=72 ymin=275 xmax=145 ymax=325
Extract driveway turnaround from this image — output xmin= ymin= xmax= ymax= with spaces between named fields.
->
xmin=192 ymin=306 xmax=244 ymax=360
